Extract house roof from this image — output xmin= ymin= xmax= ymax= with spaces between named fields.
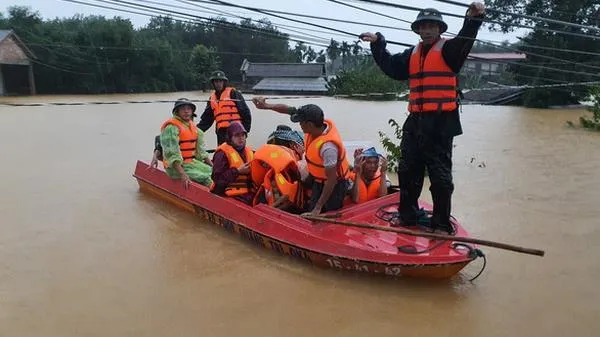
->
xmin=0 ymin=29 xmax=36 ymax=60
xmin=252 ymin=77 xmax=328 ymax=92
xmin=242 ymin=60 xmax=326 ymax=78
xmin=468 ymin=52 xmax=526 ymax=60
xmin=0 ymin=30 xmax=10 ymax=42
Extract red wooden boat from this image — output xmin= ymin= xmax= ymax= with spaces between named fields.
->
xmin=133 ymin=160 xmax=482 ymax=279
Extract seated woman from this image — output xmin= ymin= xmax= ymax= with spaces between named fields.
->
xmin=157 ymin=98 xmax=213 ymax=188
xmin=210 ymin=122 xmax=255 ymax=204
xmin=351 ymin=147 xmax=388 ymax=204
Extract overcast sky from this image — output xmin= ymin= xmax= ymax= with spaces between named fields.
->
xmin=3 ymin=0 xmax=526 ymax=53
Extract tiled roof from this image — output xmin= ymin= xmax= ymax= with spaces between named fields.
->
xmin=252 ymin=77 xmax=328 ymax=92
xmin=244 ymin=62 xmax=326 ymax=77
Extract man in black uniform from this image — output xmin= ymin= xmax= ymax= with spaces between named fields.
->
xmin=360 ymin=2 xmax=485 ymax=234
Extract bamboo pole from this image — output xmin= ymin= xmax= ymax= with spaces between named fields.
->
xmin=302 ymin=215 xmax=545 ymax=257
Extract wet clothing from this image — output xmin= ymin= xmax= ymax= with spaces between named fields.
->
xmin=197 ymin=88 xmax=252 ymax=145
xmin=159 ymin=119 xmax=212 ymax=187
xmin=283 ymin=107 xmax=351 ymax=212
xmin=370 ymin=15 xmax=483 ymax=230
xmin=307 ymin=178 xmax=350 ymax=213
xmin=211 ymin=145 xmax=254 ymax=204
xmin=154 ymin=135 xmax=163 ymax=160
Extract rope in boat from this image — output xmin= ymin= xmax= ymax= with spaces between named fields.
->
xmin=452 ymin=243 xmax=487 ymax=282
xmin=375 ymin=202 xmax=487 ymax=280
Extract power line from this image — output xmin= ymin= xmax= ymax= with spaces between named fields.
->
xmin=179 ymin=0 xmax=413 ymax=35
xmin=191 ymin=0 xmax=600 ymax=78
xmin=173 ymin=0 xmax=352 ymax=39
xmin=101 ymin=0 xmax=329 ymax=44
xmin=61 ymin=0 xmax=331 ymax=48
xmin=59 ymin=0 xmax=600 ymax=80
xmin=433 ymin=0 xmax=600 ymax=34
xmin=348 ymin=0 xmax=600 ymax=41
xmin=325 ymin=0 xmax=600 ymax=74
xmin=201 ymin=0 xmax=411 ymax=46
xmin=130 ymin=0 xmax=337 ymax=43
xmin=326 ymin=0 xmax=412 ymax=25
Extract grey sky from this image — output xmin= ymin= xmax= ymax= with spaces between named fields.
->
xmin=3 ymin=0 xmax=525 ymax=54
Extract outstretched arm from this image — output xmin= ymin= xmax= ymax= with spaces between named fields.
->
xmin=360 ymin=32 xmax=411 ymax=81
xmin=252 ymin=97 xmax=294 ymax=115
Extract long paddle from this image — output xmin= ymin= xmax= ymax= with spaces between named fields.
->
xmin=302 ymin=215 xmax=545 ymax=257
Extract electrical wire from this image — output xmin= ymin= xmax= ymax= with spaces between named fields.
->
xmin=348 ymin=0 xmax=600 ymax=41
xmin=433 ymin=0 xmax=600 ymax=34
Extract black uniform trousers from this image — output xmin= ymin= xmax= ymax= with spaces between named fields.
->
xmin=397 ymin=112 xmax=456 ymax=229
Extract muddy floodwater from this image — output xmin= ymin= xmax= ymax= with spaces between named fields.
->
xmin=1 ymin=91 xmax=599 ymax=337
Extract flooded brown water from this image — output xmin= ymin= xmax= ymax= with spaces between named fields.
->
xmin=1 ymin=92 xmax=599 ymax=336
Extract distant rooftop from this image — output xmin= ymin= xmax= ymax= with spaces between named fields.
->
xmin=252 ymin=77 xmax=328 ymax=92
xmin=0 ymin=30 xmax=11 ymax=42
xmin=241 ymin=59 xmax=326 ymax=78
xmin=468 ymin=52 xmax=527 ymax=60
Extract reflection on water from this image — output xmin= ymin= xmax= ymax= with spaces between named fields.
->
xmin=0 ymin=92 xmax=598 ymax=337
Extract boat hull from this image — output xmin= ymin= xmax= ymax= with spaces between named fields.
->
xmin=134 ymin=161 xmax=476 ymax=279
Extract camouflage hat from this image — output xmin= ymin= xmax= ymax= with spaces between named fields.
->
xmin=209 ymin=70 xmax=228 ymax=82
xmin=411 ymin=8 xmax=448 ymax=34
xmin=172 ymin=98 xmax=197 ymax=117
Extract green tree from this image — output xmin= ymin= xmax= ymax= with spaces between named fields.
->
xmin=327 ymin=56 xmax=407 ymax=100
xmin=576 ymin=85 xmax=600 ymax=131
xmin=484 ymin=0 xmax=600 ymax=107
xmin=0 ymin=6 xmax=300 ymax=95
xmin=189 ymin=44 xmax=220 ymax=91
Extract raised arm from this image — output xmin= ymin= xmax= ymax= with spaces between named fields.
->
xmin=252 ymin=97 xmax=294 ymax=115
xmin=360 ymin=32 xmax=412 ymax=81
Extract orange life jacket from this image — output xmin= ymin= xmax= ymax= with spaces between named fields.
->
xmin=212 ymin=143 xmax=254 ymax=197
xmin=160 ymin=117 xmax=198 ymax=168
xmin=408 ymin=38 xmax=458 ymax=113
xmin=209 ymin=87 xmax=242 ymax=130
xmin=304 ymin=119 xmax=351 ymax=183
xmin=250 ymin=144 xmax=304 ymax=208
xmin=355 ymin=171 xmax=382 ymax=204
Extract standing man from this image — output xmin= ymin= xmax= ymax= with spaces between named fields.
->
xmin=197 ymin=70 xmax=252 ymax=145
xmin=360 ymin=2 xmax=485 ymax=234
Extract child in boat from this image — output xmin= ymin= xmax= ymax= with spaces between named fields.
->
xmin=157 ymin=98 xmax=213 ymax=188
xmin=210 ymin=122 xmax=255 ymax=204
xmin=350 ymin=147 xmax=388 ymax=204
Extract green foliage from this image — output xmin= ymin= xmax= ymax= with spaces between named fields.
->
xmin=578 ymin=86 xmax=600 ymax=131
xmin=377 ymin=118 xmax=403 ymax=172
xmin=327 ymin=56 xmax=407 ymax=100
xmin=188 ymin=44 xmax=220 ymax=90
xmin=0 ymin=6 xmax=310 ymax=94
xmin=484 ymin=0 xmax=600 ymax=108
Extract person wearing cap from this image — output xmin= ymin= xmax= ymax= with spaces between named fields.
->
xmin=154 ymin=98 xmax=213 ymax=188
xmin=210 ymin=121 xmax=255 ymax=204
xmin=252 ymin=97 xmax=352 ymax=216
xmin=359 ymin=2 xmax=485 ymax=234
xmin=197 ymin=70 xmax=252 ymax=145
xmin=351 ymin=147 xmax=388 ymax=204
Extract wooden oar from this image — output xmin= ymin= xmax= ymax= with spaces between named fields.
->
xmin=302 ymin=215 xmax=545 ymax=257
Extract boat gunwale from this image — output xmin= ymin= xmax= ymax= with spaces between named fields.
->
xmin=133 ymin=160 xmax=476 ymax=277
